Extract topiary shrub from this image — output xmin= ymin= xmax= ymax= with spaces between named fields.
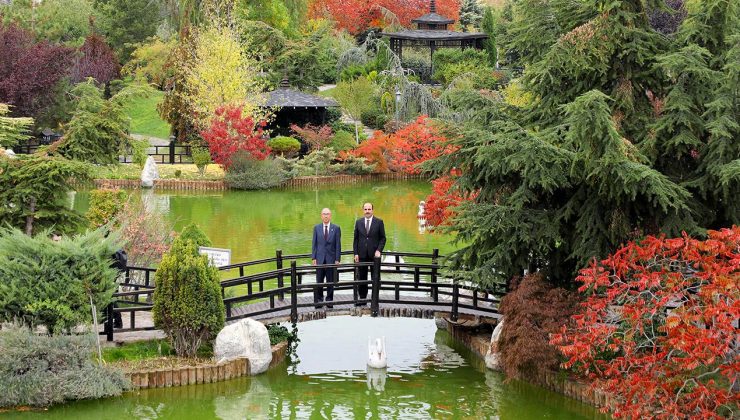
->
xmin=0 ymin=325 xmax=129 ymax=408
xmin=225 ymin=153 xmax=289 ymax=190
xmin=327 ymin=130 xmax=356 ymax=152
xmin=179 ymin=223 xmax=212 ymax=248
xmin=360 ymin=107 xmax=388 ymax=130
xmin=0 ymin=228 xmax=121 ymax=334
xmin=191 ymin=146 xmax=211 ymax=177
xmin=152 ymin=236 xmax=225 ymax=357
xmin=338 ymin=154 xmax=375 ymax=174
xmin=86 ymin=188 xmax=127 ymax=229
xmin=267 ymin=136 xmax=301 ymax=157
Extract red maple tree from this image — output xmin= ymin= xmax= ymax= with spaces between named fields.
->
xmin=344 ymin=130 xmax=397 ymax=173
xmin=390 ymin=115 xmax=451 ymax=174
xmin=290 ymin=123 xmax=333 ymax=152
xmin=551 ymin=227 xmax=740 ymax=419
xmin=310 ymin=0 xmax=460 ymax=35
xmin=201 ymin=105 xmax=270 ymax=169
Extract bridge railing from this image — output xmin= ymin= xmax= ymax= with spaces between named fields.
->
xmin=102 ymin=249 xmax=505 ymax=341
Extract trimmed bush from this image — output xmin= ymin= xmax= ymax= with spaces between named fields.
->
xmin=152 ymin=237 xmax=225 ymax=357
xmin=360 ymin=107 xmax=389 ymax=130
xmin=327 ymin=130 xmax=356 ymax=152
xmin=179 ymin=223 xmax=212 ymax=248
xmin=0 ymin=228 xmax=120 ymax=334
xmin=0 ymin=325 xmax=129 ymax=408
xmin=86 ymin=188 xmax=127 ymax=229
xmin=267 ymin=136 xmax=301 ymax=157
xmin=191 ymin=147 xmax=212 ymax=177
xmin=339 ymin=154 xmax=375 ymax=175
xmin=225 ymin=153 xmax=289 ymax=190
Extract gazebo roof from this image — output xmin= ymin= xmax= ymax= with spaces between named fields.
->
xmin=411 ymin=12 xmax=454 ymax=25
xmin=264 ymin=78 xmax=339 ymax=108
xmin=385 ymin=30 xmax=487 ymax=41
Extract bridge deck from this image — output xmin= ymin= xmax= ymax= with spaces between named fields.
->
xmin=231 ymin=292 xmax=501 ymax=324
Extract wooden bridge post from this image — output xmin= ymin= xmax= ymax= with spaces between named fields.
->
xmin=371 ymin=256 xmax=381 ymax=317
xmin=431 ymin=248 xmax=439 ymax=302
xmin=290 ymin=261 xmax=298 ymax=324
xmin=276 ymin=249 xmax=284 ymax=301
xmin=451 ymin=282 xmax=459 ymax=322
xmin=105 ymin=303 xmax=114 ymax=342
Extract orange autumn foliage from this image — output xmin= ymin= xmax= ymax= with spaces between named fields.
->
xmin=551 ymin=227 xmax=740 ymax=419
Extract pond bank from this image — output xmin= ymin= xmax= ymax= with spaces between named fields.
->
xmin=123 ymin=341 xmax=288 ymax=390
xmin=440 ymin=317 xmax=615 ymax=413
xmin=90 ymin=172 xmax=423 ymax=191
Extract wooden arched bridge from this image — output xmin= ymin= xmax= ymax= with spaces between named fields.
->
xmin=102 ymin=250 xmax=505 ymax=342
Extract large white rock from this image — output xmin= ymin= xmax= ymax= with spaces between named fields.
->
xmin=140 ymin=156 xmax=159 ymax=188
xmin=214 ymin=318 xmax=272 ymax=375
xmin=3 ymin=148 xmax=16 ymax=158
xmin=485 ymin=319 xmax=505 ymax=371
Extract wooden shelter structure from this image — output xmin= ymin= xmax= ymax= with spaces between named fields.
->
xmin=383 ymin=0 xmax=488 ymax=82
xmin=262 ymin=77 xmax=339 ymax=137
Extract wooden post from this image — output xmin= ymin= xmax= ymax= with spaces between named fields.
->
xmin=371 ymin=257 xmax=381 ymax=317
xmin=290 ymin=261 xmax=298 ymax=324
xmin=431 ymin=248 xmax=439 ymax=302
xmin=169 ymin=136 xmax=176 ymax=164
xmin=451 ymin=283 xmax=459 ymax=322
xmin=276 ymin=249 xmax=284 ymax=300
xmin=105 ymin=303 xmax=114 ymax=342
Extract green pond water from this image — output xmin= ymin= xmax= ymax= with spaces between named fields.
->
xmin=73 ymin=180 xmax=456 ymax=264
xmin=6 ymin=317 xmax=606 ymax=419
xmin=52 ymin=181 xmax=608 ymax=419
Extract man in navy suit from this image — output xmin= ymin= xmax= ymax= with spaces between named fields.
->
xmin=353 ymin=202 xmax=386 ymax=306
xmin=312 ymin=208 xmax=341 ymax=308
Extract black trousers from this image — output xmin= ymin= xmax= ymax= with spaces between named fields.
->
xmin=356 ymin=256 xmax=377 ymax=300
xmin=315 ymin=266 xmax=337 ymax=302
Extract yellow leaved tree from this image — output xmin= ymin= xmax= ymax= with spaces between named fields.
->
xmin=184 ymin=25 xmax=266 ymax=129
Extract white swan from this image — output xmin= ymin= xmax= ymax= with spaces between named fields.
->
xmin=368 ymin=336 xmax=387 ymax=369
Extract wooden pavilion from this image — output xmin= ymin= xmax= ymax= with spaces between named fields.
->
xmin=383 ymin=0 xmax=488 ymax=82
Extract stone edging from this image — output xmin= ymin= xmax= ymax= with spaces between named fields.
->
xmin=442 ymin=319 xmax=614 ymax=411
xmin=85 ymin=173 xmax=423 ymax=191
xmin=127 ymin=341 xmax=288 ymax=389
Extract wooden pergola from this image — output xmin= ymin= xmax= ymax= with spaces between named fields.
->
xmin=384 ymin=0 xmax=488 ymax=82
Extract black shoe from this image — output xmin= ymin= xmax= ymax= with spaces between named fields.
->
xmin=326 ymin=304 xmax=333 ymax=309
xmin=314 ymin=300 xmax=324 ymax=309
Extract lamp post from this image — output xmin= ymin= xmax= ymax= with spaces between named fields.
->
xmin=395 ymin=87 xmax=402 ymax=132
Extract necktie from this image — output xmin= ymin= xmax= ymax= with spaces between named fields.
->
xmin=365 ymin=218 xmax=370 ymax=234
xmin=324 ymin=225 xmax=328 ymax=241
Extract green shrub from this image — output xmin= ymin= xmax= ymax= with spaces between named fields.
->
xmin=152 ymin=237 xmax=225 ymax=358
xmin=291 ymin=149 xmax=342 ymax=177
xmin=360 ymin=107 xmax=389 ymax=130
xmin=191 ymin=147 xmax=211 ymax=177
xmin=325 ymin=107 xmax=343 ymax=124
xmin=0 ymin=325 xmax=129 ymax=408
xmin=339 ymin=154 xmax=375 ymax=175
xmin=330 ymin=119 xmax=354 ymax=133
xmin=179 ymin=223 xmax=212 ymax=248
xmin=86 ymin=189 xmax=128 ymax=229
xmin=327 ymin=130 xmax=356 ymax=152
xmin=174 ymin=169 xmax=182 ymax=178
xmin=130 ymin=138 xmax=150 ymax=168
xmin=0 ymin=228 xmax=120 ymax=334
xmin=267 ymin=136 xmax=301 ymax=157
xmin=225 ymin=153 xmax=289 ymax=190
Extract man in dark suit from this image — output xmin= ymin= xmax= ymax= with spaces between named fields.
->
xmin=353 ymin=202 xmax=386 ymax=306
xmin=312 ymin=208 xmax=341 ymax=308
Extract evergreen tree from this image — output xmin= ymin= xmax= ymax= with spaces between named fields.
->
xmin=0 ymin=155 xmax=89 ymax=235
xmin=458 ymin=0 xmax=483 ymax=32
xmin=480 ymin=7 xmax=497 ymax=66
xmin=427 ymin=0 xmax=739 ymax=287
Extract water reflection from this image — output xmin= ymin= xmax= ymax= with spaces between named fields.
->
xmin=10 ymin=318 xmax=607 ymax=420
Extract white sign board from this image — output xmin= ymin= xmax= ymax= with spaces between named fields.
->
xmin=199 ymin=246 xmax=231 ymax=268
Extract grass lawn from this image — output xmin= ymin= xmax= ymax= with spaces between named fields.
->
xmin=123 ymin=89 xmax=171 ymax=139
xmin=93 ymin=163 xmax=225 ymax=180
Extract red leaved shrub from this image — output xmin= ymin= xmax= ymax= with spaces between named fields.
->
xmin=201 ymin=105 xmax=269 ymax=169
xmin=290 ymin=123 xmax=333 ymax=152
xmin=497 ymin=274 xmax=580 ymax=379
xmin=551 ymin=227 xmax=740 ymax=419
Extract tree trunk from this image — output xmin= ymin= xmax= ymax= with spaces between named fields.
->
xmin=25 ymin=197 xmax=36 ymax=236
xmin=354 ymin=121 xmax=359 ymax=144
